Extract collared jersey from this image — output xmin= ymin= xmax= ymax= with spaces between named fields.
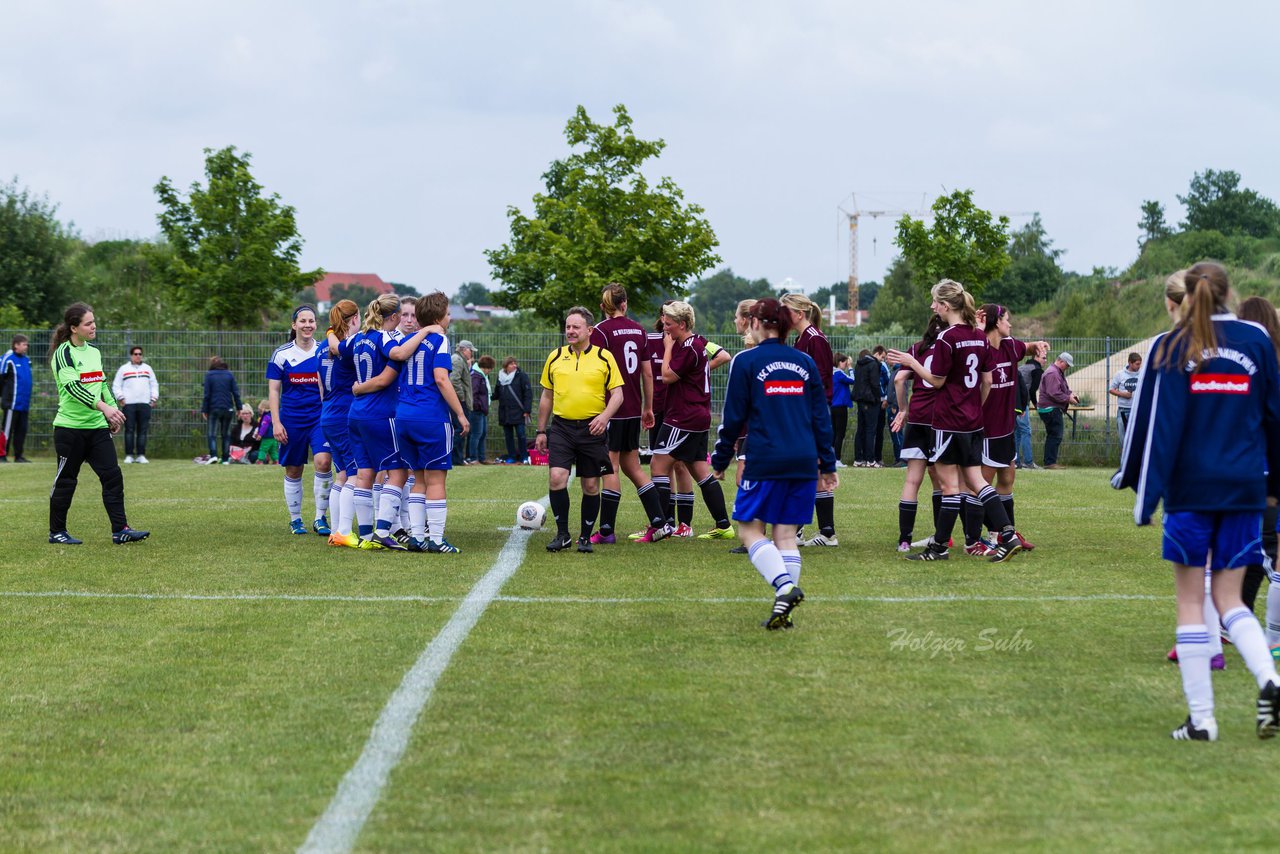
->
xmin=904 ymin=341 xmax=939 ymax=424
xmin=540 ymin=343 xmax=622 ymax=420
xmin=321 ymin=335 xmax=358 ymax=422
xmin=794 ymin=326 xmax=834 ymax=403
xmin=397 ymin=332 xmax=455 ymax=422
xmin=52 ymin=340 xmax=115 ymax=429
xmin=981 ymin=336 xmax=1028 ymax=438
xmin=591 ymin=317 xmax=648 ymax=419
xmin=663 ymin=334 xmax=712 ymax=431
xmin=647 ymin=331 xmax=724 ymax=414
xmin=930 ymin=324 xmax=995 ymax=432
xmin=266 ymin=339 xmax=323 ymax=423
xmin=348 ymin=329 xmax=402 ymax=420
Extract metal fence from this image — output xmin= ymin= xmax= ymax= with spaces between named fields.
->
xmin=1 ymin=327 xmax=1147 ymax=465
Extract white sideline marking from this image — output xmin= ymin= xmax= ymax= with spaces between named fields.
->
xmin=297 ymin=508 xmax=539 ymax=854
xmin=0 ymin=590 xmax=1165 ymax=605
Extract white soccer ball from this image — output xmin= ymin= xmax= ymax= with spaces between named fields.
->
xmin=516 ymin=501 xmax=546 ymax=530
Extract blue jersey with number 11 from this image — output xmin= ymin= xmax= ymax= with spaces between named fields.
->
xmin=397 ymin=333 xmax=454 ymax=422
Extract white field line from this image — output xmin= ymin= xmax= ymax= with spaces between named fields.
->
xmin=0 ymin=590 xmax=1166 ymax=605
xmin=296 ymin=503 xmax=540 ymax=854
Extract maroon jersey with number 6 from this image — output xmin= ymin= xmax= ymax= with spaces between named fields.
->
xmin=981 ymin=336 xmax=1028 ymax=438
xmin=905 ymin=341 xmax=939 ymax=425
xmin=929 ymin=324 xmax=995 ymax=432
xmin=663 ymin=334 xmax=711 ymax=431
xmin=646 ymin=331 xmax=667 ymax=413
xmin=590 ymin=318 xmax=648 ymax=419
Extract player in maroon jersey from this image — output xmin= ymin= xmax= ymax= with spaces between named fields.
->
xmin=649 ymin=300 xmax=733 ymax=539
xmin=888 ymin=280 xmax=1021 ymax=563
xmin=781 ymin=294 xmax=839 ymax=547
xmin=977 ymin=304 xmax=1047 ymax=553
xmin=890 ymin=314 xmax=947 ymax=552
xmin=588 ymin=284 xmax=669 ymax=543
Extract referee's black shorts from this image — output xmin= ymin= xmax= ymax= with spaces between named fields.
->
xmin=548 ymin=417 xmax=613 ymax=478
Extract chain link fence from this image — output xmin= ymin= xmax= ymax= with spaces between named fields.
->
xmin=1 ymin=326 xmax=1147 ymax=465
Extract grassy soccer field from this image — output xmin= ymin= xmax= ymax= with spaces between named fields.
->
xmin=2 ymin=460 xmax=1278 ymax=852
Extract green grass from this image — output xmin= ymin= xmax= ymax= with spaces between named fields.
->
xmin=1 ymin=460 xmax=1276 ymax=852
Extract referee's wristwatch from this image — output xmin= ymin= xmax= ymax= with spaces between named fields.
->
xmin=536 ymin=428 xmax=547 ymax=435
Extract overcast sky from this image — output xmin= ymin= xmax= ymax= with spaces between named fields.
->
xmin=5 ymin=1 xmax=1278 ymax=298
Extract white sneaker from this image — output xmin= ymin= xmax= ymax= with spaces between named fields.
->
xmin=123 ymin=455 xmax=134 ymax=464
xmin=802 ymin=533 xmax=839 ymax=547
xmin=835 ymin=460 xmax=847 ymax=468
xmin=136 ymin=455 xmax=150 ymax=464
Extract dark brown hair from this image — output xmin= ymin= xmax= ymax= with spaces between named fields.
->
xmin=601 ymin=283 xmax=627 ymax=316
xmin=415 ymin=292 xmax=450 ymax=328
xmin=49 ymin=302 xmax=94 ymax=359
xmin=1239 ymin=295 xmax=1280 ymax=367
xmin=747 ymin=298 xmax=793 ymax=336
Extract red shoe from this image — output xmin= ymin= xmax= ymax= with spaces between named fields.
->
xmin=673 ymin=523 xmax=694 ymax=538
xmin=1167 ymin=645 xmax=1178 ymax=663
xmin=1015 ymin=531 xmax=1036 ymax=551
xmin=965 ymin=541 xmax=997 ymax=557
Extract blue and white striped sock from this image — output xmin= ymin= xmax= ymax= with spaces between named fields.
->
xmin=1222 ymin=606 xmax=1280 ymax=687
xmin=1175 ymin=624 xmax=1215 ymax=728
xmin=748 ymin=539 xmax=792 ymax=594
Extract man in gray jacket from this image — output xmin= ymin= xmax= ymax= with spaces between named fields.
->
xmin=451 ymin=340 xmax=475 ymax=465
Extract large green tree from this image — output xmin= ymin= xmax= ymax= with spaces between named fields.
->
xmin=895 ymin=190 xmax=1011 ymax=301
xmin=1177 ymin=169 xmax=1280 ymax=238
xmin=687 ymin=268 xmax=775 ymax=332
xmin=1137 ymin=200 xmax=1171 ymax=246
xmin=486 ymin=105 xmax=721 ymax=324
xmin=455 ymin=281 xmax=494 ymax=306
xmin=0 ymin=179 xmax=75 ymax=325
xmin=70 ymin=239 xmax=191 ymax=329
xmin=983 ymin=214 xmax=1065 ymax=312
xmin=155 ymin=147 xmax=322 ymax=328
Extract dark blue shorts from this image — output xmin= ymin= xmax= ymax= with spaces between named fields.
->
xmin=396 ymin=418 xmax=453 ymax=472
xmin=732 ymin=478 xmax=817 ymax=526
xmin=1163 ymin=510 xmax=1263 ymax=571
xmin=277 ymin=417 xmax=328 ymax=468
xmin=322 ymin=416 xmax=356 ymax=477
xmin=349 ymin=416 xmax=405 ymax=472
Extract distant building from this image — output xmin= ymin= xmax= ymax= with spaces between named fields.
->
xmin=831 ymin=308 xmax=869 ymax=327
xmin=312 ymin=273 xmax=396 ymax=313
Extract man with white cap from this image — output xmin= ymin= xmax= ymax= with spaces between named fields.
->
xmin=1038 ymin=352 xmax=1079 ymax=469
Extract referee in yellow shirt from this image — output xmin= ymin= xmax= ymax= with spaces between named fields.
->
xmin=535 ymin=306 xmax=624 ymax=552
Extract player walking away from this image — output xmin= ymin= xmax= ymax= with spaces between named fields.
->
xmin=267 ymin=306 xmax=334 ymax=536
xmin=588 ymin=284 xmax=669 ymax=544
xmin=649 ymin=301 xmax=734 ymax=541
xmin=47 ymin=302 xmax=149 ymax=545
xmin=712 ymin=299 xmax=837 ymax=629
xmin=322 ymin=300 xmax=361 ymax=547
xmin=974 ymin=304 xmax=1047 ymax=555
xmin=348 ymin=295 xmax=412 ymax=550
xmin=535 ymin=306 xmax=625 ymax=552
xmin=781 ymin=293 xmax=838 ymax=547
xmin=1115 ymin=262 xmax=1280 ymax=741
xmin=389 ymin=292 xmax=468 ymax=553
xmin=726 ymin=299 xmax=758 ymax=555
xmin=887 ymin=280 xmax=1022 ymax=563
xmin=891 ymin=314 xmax=947 ymax=553
xmin=111 ymin=345 xmax=159 ymax=464
xmin=1 ymin=334 xmax=33 ymax=463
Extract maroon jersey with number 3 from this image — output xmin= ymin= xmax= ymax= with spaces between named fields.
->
xmin=663 ymin=334 xmax=711 ymax=431
xmin=981 ymin=336 xmax=1028 ymax=438
xmin=590 ymin=318 xmax=648 ymax=419
xmin=929 ymin=324 xmax=995 ymax=432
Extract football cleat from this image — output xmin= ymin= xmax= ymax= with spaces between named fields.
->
xmin=589 ymin=532 xmax=616 ymax=545
xmin=405 ymin=537 xmax=429 ymax=552
xmin=729 ymin=544 xmax=748 ymax=554
xmin=1014 ymin=530 xmax=1036 ymax=551
xmin=1171 ymin=715 xmax=1217 ymax=741
xmin=372 ymin=534 xmax=407 ymax=551
xmin=576 ymin=536 xmax=593 ymax=553
xmin=988 ymin=535 xmax=1022 ymax=564
xmin=1211 ymin=654 xmax=1226 ymax=671
xmin=697 ymin=526 xmax=736 ymax=540
xmin=673 ymin=523 xmax=695 ymax=538
xmin=906 ymin=545 xmax=949 ymax=561
xmin=763 ymin=586 xmax=805 ymax=630
xmin=897 ymin=541 xmax=912 ymax=553
xmin=1271 ymin=644 xmax=1280 ymax=664
xmin=112 ymin=527 xmax=150 ymax=545
xmin=392 ymin=529 xmax=413 ymax=547
xmin=632 ymin=525 xmax=671 ymax=543
xmin=912 ymin=536 xmax=955 ymax=549
xmin=289 ymin=519 xmax=307 ymax=536
xmin=546 ymin=532 xmax=573 ymax=552
xmin=357 ymin=537 xmax=386 ymax=551
xmin=965 ymin=541 xmax=997 ymax=557
xmin=1257 ymin=680 xmax=1280 ymax=739
xmin=427 ymin=539 xmax=460 ymax=554
xmin=312 ymin=516 xmax=331 ymax=536
xmin=328 ymin=532 xmax=359 ymax=548
xmin=800 ymin=532 xmax=839 ymax=547
xmin=48 ymin=530 xmax=83 ymax=545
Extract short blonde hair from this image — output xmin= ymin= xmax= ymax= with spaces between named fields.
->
xmin=662 ymin=300 xmax=696 ymax=330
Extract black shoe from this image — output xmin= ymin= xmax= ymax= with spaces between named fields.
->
xmin=1258 ymin=680 xmax=1280 ymax=739
xmin=49 ymin=530 xmax=83 ymax=545
xmin=1171 ymin=715 xmax=1216 ymax=741
xmin=392 ymin=529 xmax=413 ymax=547
xmin=763 ymin=586 xmax=804 ymax=630
xmin=576 ymin=536 xmax=593 ymax=553
xmin=989 ymin=533 xmax=1022 ymax=564
xmin=906 ymin=544 xmax=949 ymax=561
xmin=729 ymin=545 xmax=748 ymax=554
xmin=15 ymin=456 xmax=31 ymax=463
xmin=0 ymin=457 xmax=7 ymax=463
xmin=112 ymin=527 xmax=151 ymax=544
xmin=546 ymin=532 xmax=573 ymax=552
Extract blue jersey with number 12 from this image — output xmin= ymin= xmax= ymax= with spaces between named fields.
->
xmin=348 ymin=330 xmax=401 ymax=419
xmin=397 ymin=333 xmax=454 ymax=422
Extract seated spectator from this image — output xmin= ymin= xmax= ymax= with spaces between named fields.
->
xmin=229 ymin=404 xmax=261 ymax=463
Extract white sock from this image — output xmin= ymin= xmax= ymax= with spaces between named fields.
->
xmin=780 ymin=548 xmax=801 ymax=587
xmin=427 ymin=500 xmax=447 ymax=543
xmin=376 ymin=484 xmax=402 ymax=535
xmin=1266 ymin=564 xmax=1280 ymax=648
xmin=400 ymin=475 xmax=416 ymax=530
xmin=1202 ymin=571 xmax=1223 ymax=656
xmin=314 ymin=471 xmax=333 ymax=520
xmin=1175 ymin=624 xmax=1215 ymax=728
xmin=283 ymin=475 xmax=303 ymax=522
xmin=338 ymin=483 xmax=356 ymax=536
xmin=354 ymin=487 xmax=374 ymax=537
xmin=407 ymin=494 xmax=427 ymax=540
xmin=1221 ymin=606 xmax=1280 ymax=688
xmin=748 ymin=539 xmax=792 ymax=593
xmin=328 ymin=481 xmax=343 ymax=524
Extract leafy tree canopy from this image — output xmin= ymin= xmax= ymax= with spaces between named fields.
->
xmin=1177 ymin=169 xmax=1280 ymax=239
xmin=984 ymin=214 xmax=1065 ymax=312
xmin=456 ymin=281 xmax=495 ymax=306
xmin=486 ymin=105 xmax=721 ymax=324
xmin=330 ymin=283 xmax=385 ymax=310
xmin=895 ymin=189 xmax=1011 ymax=301
xmin=1138 ymin=200 xmax=1171 ymax=246
xmin=0 ymin=178 xmax=75 ymax=325
xmin=687 ymin=267 xmax=775 ymax=332
xmin=866 ymin=257 xmax=929 ymax=334
xmin=69 ymin=239 xmax=192 ymax=330
xmin=155 ymin=146 xmax=322 ymax=329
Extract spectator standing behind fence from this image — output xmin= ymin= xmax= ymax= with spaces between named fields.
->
xmin=201 ymin=356 xmax=242 ymax=465
xmin=874 ymin=345 xmax=892 ymax=466
xmin=1038 ymin=352 xmax=1079 ymax=469
xmin=468 ymin=355 xmax=493 ymax=464
xmin=450 ymin=339 xmax=474 ymax=465
xmin=494 ymin=356 xmax=532 ymax=464
xmin=1109 ymin=353 xmax=1142 ymax=438
xmin=112 ymin=345 xmax=159 ymax=464
xmin=852 ymin=348 xmax=881 ymax=467
xmin=830 ymin=353 xmax=854 ymax=467
xmin=1 ymin=334 xmax=32 ymax=463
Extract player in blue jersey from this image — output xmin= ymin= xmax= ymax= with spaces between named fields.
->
xmin=266 ymin=305 xmax=333 ymax=536
xmin=388 ymin=291 xmax=469 ymax=553
xmin=1117 ymin=262 xmax=1280 ymax=741
xmin=321 ymin=299 xmax=361 ymax=548
xmin=347 ymin=294 xmax=409 ymax=550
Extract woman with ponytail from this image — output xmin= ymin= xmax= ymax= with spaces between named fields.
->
xmin=1117 ymin=262 xmax=1280 ymax=741
xmin=47 ymin=302 xmax=149 ymax=545
xmin=320 ymin=299 xmax=361 ymax=547
xmin=267 ymin=304 xmax=333 ymax=536
xmin=781 ymin=293 xmax=838 ymax=547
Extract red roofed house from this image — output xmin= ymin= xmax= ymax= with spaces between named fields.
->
xmin=312 ymin=273 xmax=396 ymax=312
